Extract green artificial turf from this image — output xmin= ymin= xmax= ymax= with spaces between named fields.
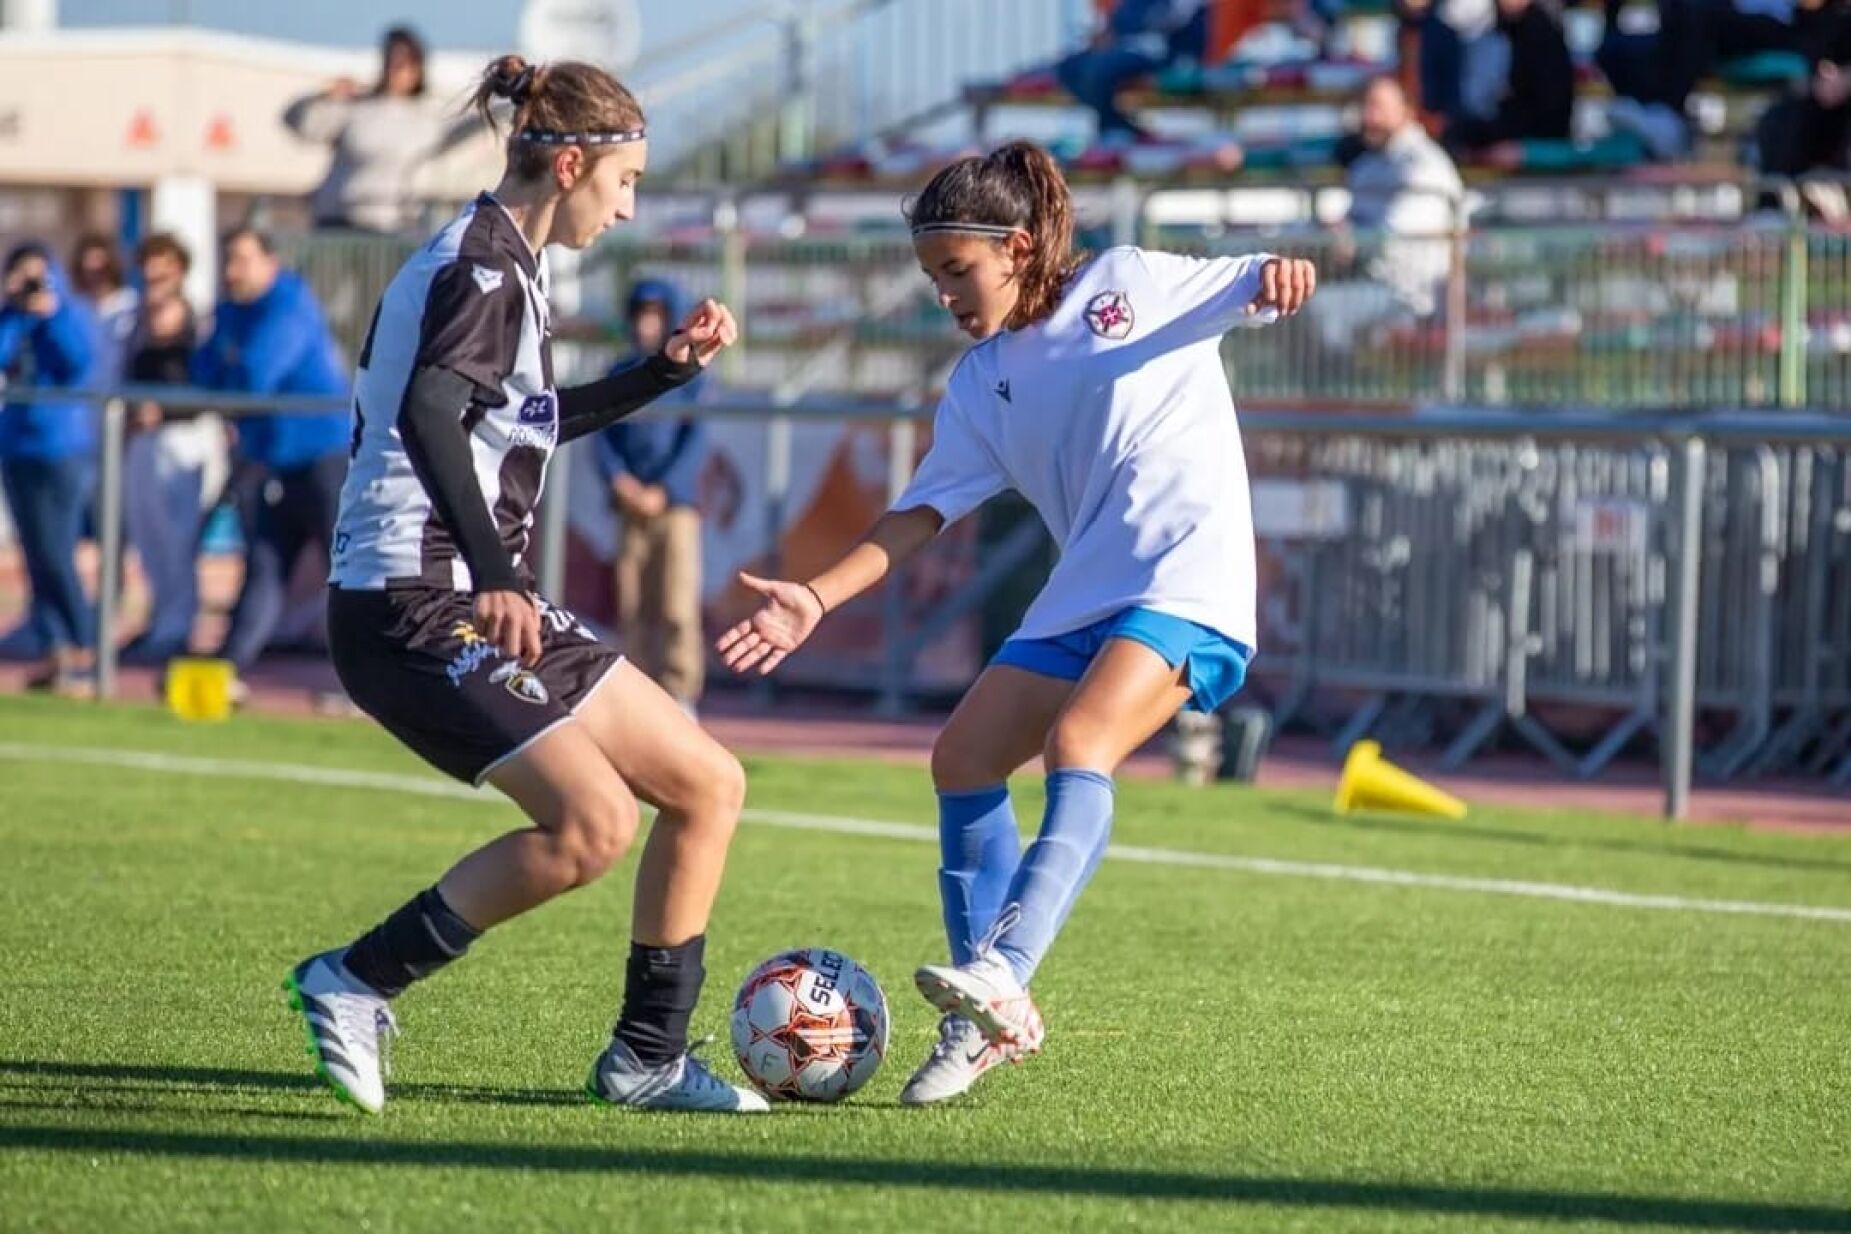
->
xmin=0 ymin=695 xmax=1847 ymax=1233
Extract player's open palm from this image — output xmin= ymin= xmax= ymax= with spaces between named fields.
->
xmin=717 ymin=572 xmax=823 ymax=676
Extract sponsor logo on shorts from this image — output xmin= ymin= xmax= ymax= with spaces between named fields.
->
xmin=490 ymin=659 xmax=550 ymax=705
xmin=446 ymin=640 xmax=498 ymax=687
xmin=444 ymin=621 xmax=503 ymax=687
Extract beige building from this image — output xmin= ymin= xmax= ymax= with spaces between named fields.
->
xmin=0 ymin=26 xmax=506 ymax=283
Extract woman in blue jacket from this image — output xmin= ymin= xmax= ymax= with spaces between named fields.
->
xmin=0 ymin=243 xmax=100 ymax=692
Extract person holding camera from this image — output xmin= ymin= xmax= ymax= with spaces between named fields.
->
xmin=0 ymin=242 xmax=101 ymax=692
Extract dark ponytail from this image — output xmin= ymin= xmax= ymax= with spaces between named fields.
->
xmin=906 ymin=141 xmax=1084 ymax=330
xmin=470 ymin=54 xmax=645 ymax=181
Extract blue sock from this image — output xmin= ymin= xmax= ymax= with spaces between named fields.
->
xmin=987 ymin=769 xmax=1115 ymax=984
xmin=936 ymin=786 xmax=1022 ymax=965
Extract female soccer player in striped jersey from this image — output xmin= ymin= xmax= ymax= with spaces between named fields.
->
xmin=718 ymin=141 xmax=1314 ymax=1105
xmin=284 ymin=55 xmax=768 ymax=1115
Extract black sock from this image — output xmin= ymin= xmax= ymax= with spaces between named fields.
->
xmin=342 ymin=886 xmax=483 ymax=998
xmin=614 ymin=936 xmax=706 ymax=1067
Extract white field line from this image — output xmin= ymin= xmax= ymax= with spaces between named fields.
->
xmin=3 ymin=741 xmax=1849 ymax=925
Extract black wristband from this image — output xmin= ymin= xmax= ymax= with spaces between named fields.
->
xmin=803 ymin=582 xmax=827 ymax=615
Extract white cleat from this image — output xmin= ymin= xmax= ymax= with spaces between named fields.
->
xmin=586 ymin=1037 xmax=769 ymax=1114
xmin=899 ymin=1013 xmax=1044 ymax=1106
xmin=282 ymin=949 xmax=396 ymax=1115
xmin=914 ymin=954 xmax=1041 ymax=1050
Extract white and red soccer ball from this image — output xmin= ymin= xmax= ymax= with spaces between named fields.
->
xmin=730 ymin=948 xmax=889 ymax=1103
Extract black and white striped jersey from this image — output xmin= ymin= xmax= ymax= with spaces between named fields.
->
xmin=329 ymin=191 xmax=705 ymax=596
xmin=331 ymin=193 xmax=557 ymax=592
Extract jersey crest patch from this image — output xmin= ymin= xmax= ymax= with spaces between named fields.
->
xmin=1084 ymin=290 xmax=1134 ymax=339
xmin=471 ymin=264 xmax=505 ymax=294
xmin=517 ymin=393 xmax=557 ymax=425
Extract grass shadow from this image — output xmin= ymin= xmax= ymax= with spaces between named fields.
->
xmin=0 ymin=1122 xmax=1844 ymax=1232
xmin=0 ymin=1059 xmax=583 ymax=1110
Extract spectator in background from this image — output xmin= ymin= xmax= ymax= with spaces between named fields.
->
xmin=1757 ymin=0 xmax=1851 ymax=183
xmin=596 ymin=279 xmax=709 ymax=718
xmin=191 ymin=227 xmax=348 ymax=686
xmin=1444 ymin=0 xmax=1575 ymax=154
xmin=120 ymin=233 xmax=220 ymax=667
xmin=1056 ymin=0 xmax=1209 ymax=144
xmin=70 ymin=233 xmax=137 ymax=389
xmin=0 ymin=243 xmax=99 ymax=691
xmin=283 ymin=25 xmax=483 ymax=233
xmin=1396 ymin=0 xmax=1509 ymax=135
xmin=1315 ymin=76 xmax=1464 ymax=350
xmin=1602 ymin=0 xmax=1802 ymax=159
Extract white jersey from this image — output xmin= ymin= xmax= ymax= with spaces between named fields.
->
xmin=893 ymin=245 xmax=1274 ymax=648
xmin=330 ymin=193 xmax=556 ymax=591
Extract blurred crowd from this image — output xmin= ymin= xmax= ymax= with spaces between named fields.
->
xmin=1061 ymin=0 xmax=1851 ymax=179
xmin=0 ymin=226 xmax=350 ymax=696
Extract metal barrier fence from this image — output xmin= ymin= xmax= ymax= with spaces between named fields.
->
xmin=4 ymin=384 xmax=1847 ymax=819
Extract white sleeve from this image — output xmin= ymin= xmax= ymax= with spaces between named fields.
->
xmin=890 ymin=383 xmax=1008 ymax=528
xmin=1135 ymin=247 xmax=1279 ymax=341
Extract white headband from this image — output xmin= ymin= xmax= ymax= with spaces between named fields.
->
xmin=517 ymin=127 xmax=647 ymax=146
xmin=909 ymin=222 xmax=1025 ymax=238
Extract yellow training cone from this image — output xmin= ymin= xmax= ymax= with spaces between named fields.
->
xmin=1334 ymin=740 xmax=1467 ymax=819
xmin=165 ymin=657 xmax=235 ymax=723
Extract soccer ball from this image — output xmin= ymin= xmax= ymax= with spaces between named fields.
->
xmin=729 ymin=948 xmax=889 ymax=1103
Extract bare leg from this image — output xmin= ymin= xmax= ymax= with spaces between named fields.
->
xmin=571 ymin=659 xmax=747 ymax=946
xmin=443 ymin=723 xmax=641 ymax=929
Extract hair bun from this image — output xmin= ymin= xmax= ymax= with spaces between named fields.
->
xmin=489 ymin=56 xmax=537 ymax=103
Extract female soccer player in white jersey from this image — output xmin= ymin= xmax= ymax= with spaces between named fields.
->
xmin=284 ymin=55 xmax=768 ymax=1115
xmin=719 ymin=142 xmax=1314 ymax=1106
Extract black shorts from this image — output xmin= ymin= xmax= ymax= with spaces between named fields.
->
xmin=328 ymin=586 xmax=623 ymax=785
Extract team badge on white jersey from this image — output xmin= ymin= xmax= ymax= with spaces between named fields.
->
xmin=1084 ymin=290 xmax=1134 ymax=340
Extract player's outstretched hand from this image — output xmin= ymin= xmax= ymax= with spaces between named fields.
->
xmin=1249 ymin=257 xmax=1316 ymax=317
xmin=476 ymin=589 xmax=543 ymax=667
xmin=664 ymin=298 xmax=739 ymax=368
xmin=716 ymin=572 xmax=825 ymax=676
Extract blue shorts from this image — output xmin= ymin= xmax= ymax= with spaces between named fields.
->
xmin=990 ymin=607 xmax=1253 ymax=713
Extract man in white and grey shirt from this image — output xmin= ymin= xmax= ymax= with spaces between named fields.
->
xmin=1313 ymin=76 xmax=1465 ymax=350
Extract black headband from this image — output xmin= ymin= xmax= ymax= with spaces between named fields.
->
xmin=517 ymin=127 xmax=647 ymax=146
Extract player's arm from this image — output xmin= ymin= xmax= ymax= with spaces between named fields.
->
xmin=1134 ymin=249 xmax=1316 ymax=342
xmin=403 ymin=258 xmax=540 ymax=663
xmin=718 ymin=373 xmax=1002 ymax=677
xmin=715 ymin=506 xmax=943 ymax=677
xmin=397 ymin=368 xmax=521 ymax=593
xmin=554 ymin=298 xmax=736 ymax=443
